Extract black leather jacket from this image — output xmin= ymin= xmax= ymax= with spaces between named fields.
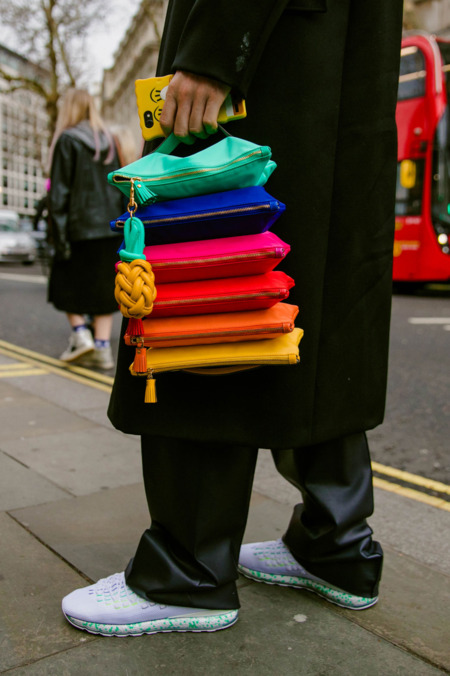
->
xmin=49 ymin=121 xmax=123 ymax=259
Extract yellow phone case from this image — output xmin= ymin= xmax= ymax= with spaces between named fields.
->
xmin=135 ymin=75 xmax=247 ymax=142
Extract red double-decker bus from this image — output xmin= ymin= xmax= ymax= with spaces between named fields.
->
xmin=395 ymin=32 xmax=450 ymax=282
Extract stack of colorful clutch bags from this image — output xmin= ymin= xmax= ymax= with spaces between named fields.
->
xmin=110 ymin=183 xmax=303 ymax=398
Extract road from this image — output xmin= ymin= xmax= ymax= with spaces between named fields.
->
xmin=0 ymin=262 xmax=449 ymax=485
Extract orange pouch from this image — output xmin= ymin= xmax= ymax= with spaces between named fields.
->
xmin=124 ymin=302 xmax=299 ymax=348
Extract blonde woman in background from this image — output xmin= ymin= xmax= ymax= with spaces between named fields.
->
xmin=48 ymin=89 xmax=124 ymax=370
xmin=110 ymin=124 xmax=140 ymax=167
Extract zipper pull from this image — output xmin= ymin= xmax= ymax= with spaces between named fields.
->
xmin=134 ymin=181 xmax=156 ymax=205
xmin=133 ymin=338 xmax=147 ymax=374
xmin=144 ymin=370 xmax=157 ymax=403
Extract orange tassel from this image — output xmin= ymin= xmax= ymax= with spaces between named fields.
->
xmin=144 ymin=373 xmax=157 ymax=403
xmin=133 ymin=342 xmax=147 ymax=373
xmin=126 ymin=317 xmax=144 ymax=336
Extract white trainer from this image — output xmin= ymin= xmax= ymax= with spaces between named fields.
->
xmin=59 ymin=328 xmax=94 ymax=363
xmin=238 ymin=539 xmax=378 ymax=610
xmin=62 ymin=572 xmax=238 ymax=637
xmin=77 ymin=345 xmax=114 ymax=370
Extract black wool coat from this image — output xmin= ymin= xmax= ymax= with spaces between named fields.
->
xmin=49 ymin=122 xmax=123 ymax=251
xmin=108 ymin=0 xmax=403 ymax=449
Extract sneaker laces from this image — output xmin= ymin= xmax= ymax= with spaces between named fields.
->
xmin=88 ymin=572 xmax=166 ymax=611
xmin=251 ymin=539 xmax=306 ymax=573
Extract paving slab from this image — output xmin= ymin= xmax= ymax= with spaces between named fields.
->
xmin=0 ymin=451 xmax=70 ymax=511
xmin=5 ymin=369 xmax=113 ymax=417
xmin=5 ymin=583 xmax=445 ymax=676
xmin=0 ymin=512 xmax=96 ymax=672
xmin=370 ymin=489 xmax=450 ymax=576
xmin=1 ymin=426 xmax=141 ymax=496
xmin=334 ymin=550 xmax=450 ymax=672
xmin=10 ymin=483 xmax=150 ymax=582
xmin=75 ymin=405 xmax=116 ymax=429
xmin=0 ymin=383 xmax=94 ymax=442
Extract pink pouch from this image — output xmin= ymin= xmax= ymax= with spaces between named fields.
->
xmin=142 ymin=231 xmax=290 ymax=283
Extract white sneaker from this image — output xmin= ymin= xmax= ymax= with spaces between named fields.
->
xmin=238 ymin=539 xmax=378 ymax=610
xmin=59 ymin=328 xmax=94 ymax=363
xmin=62 ymin=572 xmax=238 ymax=637
xmin=77 ymin=345 xmax=114 ymax=370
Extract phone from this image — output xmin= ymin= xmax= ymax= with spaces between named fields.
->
xmin=135 ymin=74 xmax=247 ymax=141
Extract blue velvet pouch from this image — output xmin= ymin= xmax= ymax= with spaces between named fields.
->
xmin=110 ymin=186 xmax=286 ymax=245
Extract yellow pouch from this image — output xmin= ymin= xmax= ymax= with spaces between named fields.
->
xmin=130 ymin=328 xmax=303 ymax=403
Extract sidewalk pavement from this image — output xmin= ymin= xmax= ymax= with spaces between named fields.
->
xmin=0 ymin=348 xmax=449 ymax=676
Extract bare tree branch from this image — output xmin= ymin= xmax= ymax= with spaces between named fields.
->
xmin=0 ymin=68 xmax=48 ymax=99
xmin=143 ymin=0 xmax=162 ymax=44
xmin=0 ymin=0 xmax=112 ymax=138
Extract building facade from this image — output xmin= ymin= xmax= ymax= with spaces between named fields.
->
xmin=405 ymin=0 xmax=450 ymax=34
xmin=0 ymin=45 xmax=48 ymax=220
xmin=102 ymin=0 xmax=168 ymax=154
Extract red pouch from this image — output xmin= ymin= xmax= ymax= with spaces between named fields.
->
xmin=150 ymin=271 xmax=294 ymax=318
xmin=125 ymin=302 xmax=299 ymax=348
xmin=142 ymin=232 xmax=290 ymax=283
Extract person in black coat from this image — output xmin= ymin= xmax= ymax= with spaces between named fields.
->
xmin=61 ymin=0 xmax=403 ymax=637
xmin=48 ymin=89 xmax=123 ymax=370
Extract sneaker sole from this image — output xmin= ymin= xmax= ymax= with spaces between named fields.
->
xmin=238 ymin=565 xmax=377 ymax=611
xmin=60 ymin=346 xmax=95 ymax=363
xmin=78 ymin=359 xmax=114 ymax=370
xmin=64 ymin=609 xmax=238 ymax=637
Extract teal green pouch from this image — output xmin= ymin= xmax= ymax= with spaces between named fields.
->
xmin=108 ymin=127 xmax=276 ymax=206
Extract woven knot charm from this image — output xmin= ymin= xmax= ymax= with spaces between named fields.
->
xmin=114 ymin=259 xmax=157 ymax=319
xmin=113 ymin=215 xmax=156 ymax=378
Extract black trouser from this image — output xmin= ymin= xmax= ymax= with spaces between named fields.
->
xmin=125 ymin=432 xmax=382 ymax=609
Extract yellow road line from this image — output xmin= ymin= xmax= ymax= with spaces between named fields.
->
xmin=0 ymin=363 xmax=33 ymax=370
xmin=372 ymin=461 xmax=450 ymax=496
xmin=0 ymin=368 xmax=47 ymax=377
xmin=373 ymin=477 xmax=450 ymax=512
xmin=0 ymin=344 xmax=112 ymax=394
xmin=0 ymin=339 xmax=114 ymax=386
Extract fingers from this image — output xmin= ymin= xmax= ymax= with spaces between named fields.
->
xmin=159 ymin=88 xmax=177 ymax=138
xmin=159 ymin=71 xmax=230 ymax=144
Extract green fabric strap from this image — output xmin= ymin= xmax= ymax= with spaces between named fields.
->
xmin=119 ymin=216 xmax=146 ymax=262
xmin=153 ymin=125 xmax=231 ymax=156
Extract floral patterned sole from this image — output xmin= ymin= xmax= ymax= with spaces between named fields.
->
xmin=64 ymin=609 xmax=238 ymax=637
xmin=238 ymin=565 xmax=377 ymax=610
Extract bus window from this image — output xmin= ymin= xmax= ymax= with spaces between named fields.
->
xmin=396 ymin=159 xmax=424 ymax=215
xmin=431 ymin=109 xmax=450 ymax=243
xmin=398 ymin=46 xmax=426 ymax=101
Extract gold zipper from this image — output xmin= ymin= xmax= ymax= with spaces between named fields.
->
xmin=129 ymin=325 xmax=288 ymax=345
xmin=152 ymin=249 xmax=285 ymax=268
xmin=114 ymin=203 xmax=274 ymax=228
xmin=154 ymin=290 xmax=287 ymax=306
xmin=112 ymin=150 xmax=264 ymax=185
xmin=141 ymin=353 xmax=300 ymax=374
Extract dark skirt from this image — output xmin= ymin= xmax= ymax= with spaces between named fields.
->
xmin=48 ymin=237 xmax=121 ymax=315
